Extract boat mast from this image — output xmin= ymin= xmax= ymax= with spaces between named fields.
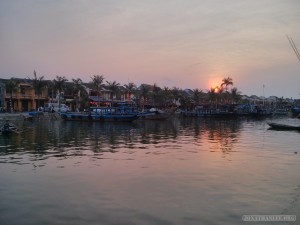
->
xmin=287 ymin=35 xmax=300 ymax=62
xmin=287 ymin=35 xmax=300 ymax=98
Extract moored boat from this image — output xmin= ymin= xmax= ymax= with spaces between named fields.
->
xmin=267 ymin=122 xmax=300 ymax=131
xmin=60 ymin=103 xmax=139 ymax=122
xmin=138 ymin=108 xmax=176 ymax=120
xmin=61 ymin=112 xmax=139 ymax=122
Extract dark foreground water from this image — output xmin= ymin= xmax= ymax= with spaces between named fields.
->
xmin=0 ymin=117 xmax=299 ymax=225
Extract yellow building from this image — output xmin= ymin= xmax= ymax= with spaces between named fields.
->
xmin=3 ymin=79 xmax=48 ymax=112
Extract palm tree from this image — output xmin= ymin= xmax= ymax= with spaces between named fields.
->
xmin=221 ymin=77 xmax=233 ymax=92
xmin=106 ymin=81 xmax=120 ymax=104
xmin=47 ymin=80 xmax=55 ymax=103
xmin=162 ymin=86 xmax=172 ymax=107
xmin=5 ymin=78 xmax=19 ymax=112
xmin=72 ymin=78 xmax=84 ymax=110
xmin=207 ymin=87 xmax=217 ymax=104
xmin=150 ymin=83 xmax=161 ymax=107
xmin=171 ymin=87 xmax=181 ymax=106
xmin=221 ymin=77 xmax=233 ymax=103
xmin=192 ymin=88 xmax=203 ymax=106
xmin=179 ymin=94 xmax=192 ymax=110
xmin=29 ymin=70 xmax=45 ymax=109
xmin=139 ymin=84 xmax=150 ymax=110
xmin=230 ymin=87 xmax=241 ymax=104
xmin=124 ymin=82 xmax=137 ymax=101
xmin=90 ymin=75 xmax=105 ymax=106
xmin=53 ymin=76 xmax=68 ymax=110
xmin=217 ymin=86 xmax=224 ymax=103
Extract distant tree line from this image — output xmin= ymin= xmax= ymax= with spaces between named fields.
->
xmin=4 ymin=71 xmax=243 ymax=111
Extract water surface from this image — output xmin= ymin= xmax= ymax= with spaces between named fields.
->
xmin=1 ymin=117 xmax=299 ymax=225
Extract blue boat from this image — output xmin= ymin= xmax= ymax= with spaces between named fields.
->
xmin=60 ymin=103 xmax=139 ymax=122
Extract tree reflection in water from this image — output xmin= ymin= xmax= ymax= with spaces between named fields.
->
xmin=0 ymin=117 xmax=243 ymax=162
xmin=179 ymin=117 xmax=242 ymax=155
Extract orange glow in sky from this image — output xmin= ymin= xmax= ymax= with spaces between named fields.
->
xmin=207 ymin=75 xmax=223 ymax=91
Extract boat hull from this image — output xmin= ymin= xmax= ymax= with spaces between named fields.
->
xmin=138 ymin=112 xmax=173 ymax=120
xmin=60 ymin=113 xmax=139 ymax=122
xmin=267 ymin=122 xmax=300 ymax=131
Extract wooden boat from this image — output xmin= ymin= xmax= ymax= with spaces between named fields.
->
xmin=60 ymin=104 xmax=139 ymax=122
xmin=138 ymin=108 xmax=176 ymax=120
xmin=267 ymin=122 xmax=300 ymax=131
xmin=0 ymin=122 xmax=19 ymax=135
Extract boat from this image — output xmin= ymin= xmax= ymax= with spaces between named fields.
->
xmin=182 ymin=105 xmax=237 ymax=118
xmin=249 ymin=106 xmax=273 ymax=117
xmin=291 ymin=106 xmax=300 ymax=117
xmin=267 ymin=122 xmax=300 ymax=131
xmin=0 ymin=121 xmax=19 ymax=135
xmin=60 ymin=103 xmax=139 ymax=122
xmin=138 ymin=108 xmax=176 ymax=120
xmin=272 ymin=109 xmax=289 ymax=116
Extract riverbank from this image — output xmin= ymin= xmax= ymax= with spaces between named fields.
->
xmin=0 ymin=113 xmax=27 ymax=122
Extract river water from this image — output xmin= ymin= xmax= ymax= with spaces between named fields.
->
xmin=0 ymin=117 xmax=299 ymax=225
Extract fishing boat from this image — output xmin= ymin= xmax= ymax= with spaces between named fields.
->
xmin=0 ymin=121 xmax=19 ymax=135
xmin=138 ymin=108 xmax=176 ymax=120
xmin=267 ymin=122 xmax=300 ymax=131
xmin=60 ymin=103 xmax=139 ymax=122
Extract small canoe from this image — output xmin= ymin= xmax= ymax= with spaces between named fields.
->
xmin=267 ymin=122 xmax=300 ymax=131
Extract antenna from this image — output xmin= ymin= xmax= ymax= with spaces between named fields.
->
xmin=287 ymin=35 xmax=300 ymax=62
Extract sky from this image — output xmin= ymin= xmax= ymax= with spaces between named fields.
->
xmin=0 ymin=0 xmax=300 ymax=98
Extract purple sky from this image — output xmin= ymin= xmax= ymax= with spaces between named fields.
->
xmin=1 ymin=0 xmax=300 ymax=98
